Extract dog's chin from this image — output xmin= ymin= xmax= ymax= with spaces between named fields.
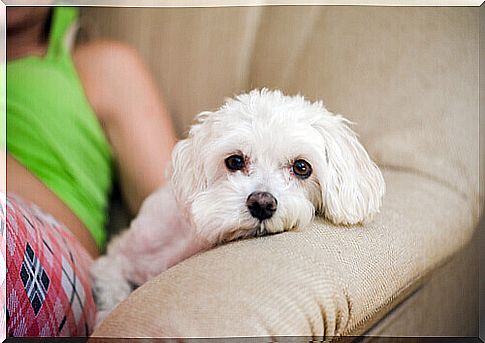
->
xmin=216 ymin=223 xmax=278 ymax=244
xmin=195 ymin=208 xmax=314 ymax=245
xmin=216 ymin=227 xmax=257 ymax=244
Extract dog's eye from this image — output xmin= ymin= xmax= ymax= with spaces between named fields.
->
xmin=292 ymin=159 xmax=312 ymax=179
xmin=225 ymin=155 xmax=245 ymax=171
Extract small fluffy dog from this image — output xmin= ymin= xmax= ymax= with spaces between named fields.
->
xmin=92 ymin=89 xmax=385 ymax=325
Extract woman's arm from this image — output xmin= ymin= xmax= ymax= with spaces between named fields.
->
xmin=74 ymin=40 xmax=176 ymax=215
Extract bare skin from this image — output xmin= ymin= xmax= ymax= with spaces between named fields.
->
xmin=7 ymin=8 xmax=176 ymax=257
xmin=7 ymin=156 xmax=101 ymax=257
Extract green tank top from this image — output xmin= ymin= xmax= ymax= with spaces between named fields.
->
xmin=7 ymin=7 xmax=113 ymax=249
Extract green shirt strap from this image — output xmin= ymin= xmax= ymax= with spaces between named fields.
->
xmin=45 ymin=7 xmax=79 ymax=61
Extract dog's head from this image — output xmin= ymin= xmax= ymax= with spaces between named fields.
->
xmin=171 ymin=89 xmax=385 ymax=244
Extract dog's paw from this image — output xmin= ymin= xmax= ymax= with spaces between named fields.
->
xmin=91 ymin=255 xmax=133 ymax=328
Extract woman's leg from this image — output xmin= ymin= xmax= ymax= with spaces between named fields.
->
xmin=6 ymin=194 xmax=96 ymax=336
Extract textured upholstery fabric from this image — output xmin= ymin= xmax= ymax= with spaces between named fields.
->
xmin=84 ymin=5 xmax=481 ymax=338
xmin=363 ymin=234 xmax=480 ymax=338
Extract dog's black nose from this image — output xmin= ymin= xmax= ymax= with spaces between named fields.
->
xmin=246 ymin=192 xmax=277 ymax=221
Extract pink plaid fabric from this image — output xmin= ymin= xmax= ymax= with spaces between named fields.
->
xmin=6 ymin=193 xmax=96 ymax=337
xmin=1 ymin=195 xmax=6 ymax=341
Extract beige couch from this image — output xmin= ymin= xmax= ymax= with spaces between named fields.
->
xmin=84 ymin=5 xmax=483 ymax=339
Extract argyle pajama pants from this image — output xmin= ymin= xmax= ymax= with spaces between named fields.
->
xmin=4 ymin=193 xmax=96 ymax=337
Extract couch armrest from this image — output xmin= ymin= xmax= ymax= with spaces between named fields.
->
xmin=93 ymin=169 xmax=477 ymax=338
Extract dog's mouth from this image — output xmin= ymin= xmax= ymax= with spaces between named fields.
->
xmin=253 ymin=222 xmax=283 ymax=238
xmin=254 ymin=223 xmax=268 ymax=237
xmin=216 ymin=222 xmax=276 ymax=244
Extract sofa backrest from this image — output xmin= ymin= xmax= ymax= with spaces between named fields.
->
xmin=81 ymin=6 xmax=481 ymax=220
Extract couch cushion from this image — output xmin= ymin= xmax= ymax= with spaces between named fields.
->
xmin=93 ymin=168 xmax=475 ymax=338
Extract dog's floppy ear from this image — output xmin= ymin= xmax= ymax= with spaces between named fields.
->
xmin=171 ymin=111 xmax=213 ymax=205
xmin=313 ymin=110 xmax=385 ymax=225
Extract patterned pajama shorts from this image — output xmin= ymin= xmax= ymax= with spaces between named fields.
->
xmin=5 ymin=193 xmax=96 ymax=337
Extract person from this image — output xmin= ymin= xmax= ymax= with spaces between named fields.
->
xmin=5 ymin=6 xmax=176 ymax=336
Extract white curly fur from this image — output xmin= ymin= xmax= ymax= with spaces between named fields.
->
xmin=91 ymin=89 xmax=385 ymax=326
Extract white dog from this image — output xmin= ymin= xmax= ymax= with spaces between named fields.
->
xmin=91 ymin=89 xmax=385 ymax=325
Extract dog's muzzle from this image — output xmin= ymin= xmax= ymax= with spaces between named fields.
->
xmin=246 ymin=191 xmax=277 ymax=221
